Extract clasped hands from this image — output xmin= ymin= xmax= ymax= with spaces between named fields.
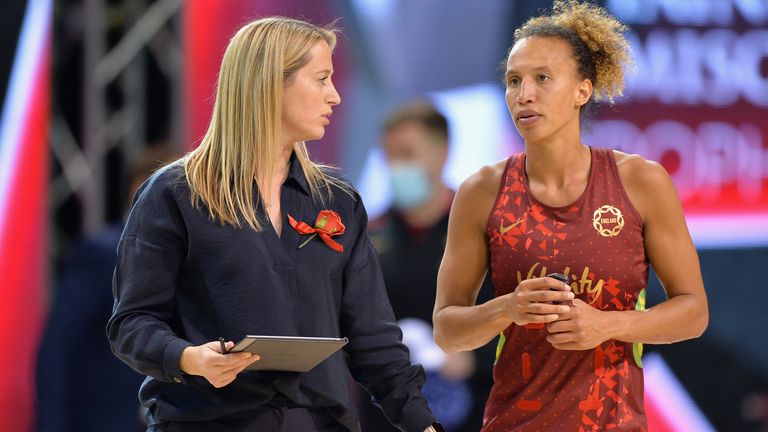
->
xmin=504 ymin=277 xmax=613 ymax=350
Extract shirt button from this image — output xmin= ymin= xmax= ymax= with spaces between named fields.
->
xmin=173 ymin=377 xmax=182 ymax=383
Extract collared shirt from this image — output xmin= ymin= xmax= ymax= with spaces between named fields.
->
xmin=107 ymin=153 xmax=435 ymax=432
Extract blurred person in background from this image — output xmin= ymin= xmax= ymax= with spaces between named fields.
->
xmin=36 ymin=145 xmax=177 ymax=432
xmin=433 ymin=1 xmax=708 ymax=430
xmin=743 ymin=391 xmax=768 ymax=431
xmin=106 ymin=17 xmax=442 ymax=432
xmin=360 ymin=102 xmax=495 ymax=431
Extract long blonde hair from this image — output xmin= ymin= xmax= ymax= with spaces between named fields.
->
xmin=183 ymin=17 xmax=348 ymax=231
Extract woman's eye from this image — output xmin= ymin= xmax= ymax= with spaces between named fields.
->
xmin=319 ymin=77 xmax=328 ymax=85
xmin=538 ymin=74 xmax=549 ymax=82
xmin=508 ymin=77 xmax=520 ymax=86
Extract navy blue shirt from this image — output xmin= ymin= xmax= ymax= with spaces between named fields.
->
xmin=107 ymin=154 xmax=435 ymax=431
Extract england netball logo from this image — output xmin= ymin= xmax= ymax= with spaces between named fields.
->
xmin=592 ymin=205 xmax=624 ymax=237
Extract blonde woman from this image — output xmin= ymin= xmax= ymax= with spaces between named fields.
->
xmin=108 ymin=17 xmax=441 ymax=432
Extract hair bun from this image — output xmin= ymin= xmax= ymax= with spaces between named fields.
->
xmin=514 ymin=0 xmax=633 ymax=104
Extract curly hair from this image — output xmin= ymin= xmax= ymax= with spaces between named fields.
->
xmin=513 ymin=0 xmax=632 ymax=104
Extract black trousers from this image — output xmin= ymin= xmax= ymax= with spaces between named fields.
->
xmin=147 ymin=405 xmax=341 ymax=432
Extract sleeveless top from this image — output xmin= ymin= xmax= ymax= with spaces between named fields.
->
xmin=483 ymin=147 xmax=649 ymax=432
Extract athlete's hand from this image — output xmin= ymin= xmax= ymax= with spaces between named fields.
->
xmin=502 ymin=277 xmax=574 ymax=326
xmin=179 ymin=341 xmax=260 ymax=388
xmin=546 ymin=299 xmax=612 ymax=350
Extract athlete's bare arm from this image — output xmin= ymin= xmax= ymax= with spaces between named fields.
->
xmin=434 ymin=161 xmax=574 ymax=353
xmin=545 ymin=152 xmax=708 ymax=350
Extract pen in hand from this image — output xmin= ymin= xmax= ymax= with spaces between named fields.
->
xmin=219 ymin=337 xmax=228 ymax=354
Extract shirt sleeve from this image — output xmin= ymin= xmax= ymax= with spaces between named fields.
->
xmin=340 ymin=195 xmax=436 ymax=432
xmin=106 ymin=174 xmax=193 ymax=384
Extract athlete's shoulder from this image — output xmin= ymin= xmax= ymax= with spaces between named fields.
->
xmin=459 ymin=157 xmax=510 ymax=198
xmin=613 ymin=150 xmax=672 ymax=190
xmin=451 ymin=158 xmax=511 ymax=231
xmin=613 ymin=150 xmax=678 ymax=222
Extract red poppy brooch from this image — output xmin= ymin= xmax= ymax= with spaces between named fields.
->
xmin=287 ymin=210 xmax=346 ymax=253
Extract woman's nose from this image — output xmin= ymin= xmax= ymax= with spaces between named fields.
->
xmin=516 ymin=78 xmax=535 ymax=104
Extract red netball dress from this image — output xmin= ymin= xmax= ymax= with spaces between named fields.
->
xmin=483 ymin=147 xmax=649 ymax=431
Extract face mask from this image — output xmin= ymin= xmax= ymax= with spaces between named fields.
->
xmin=390 ymin=163 xmax=432 ymax=210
